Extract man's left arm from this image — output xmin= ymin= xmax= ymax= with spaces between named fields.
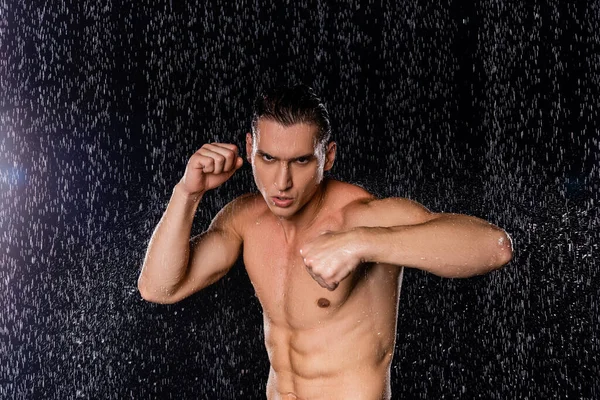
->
xmin=300 ymin=197 xmax=513 ymax=290
xmin=358 ymin=212 xmax=513 ymax=278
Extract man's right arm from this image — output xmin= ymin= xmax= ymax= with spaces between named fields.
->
xmin=137 ymin=143 xmax=244 ymax=304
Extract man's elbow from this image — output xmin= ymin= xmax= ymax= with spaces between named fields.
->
xmin=137 ymin=277 xmax=179 ymax=305
xmin=137 ymin=281 xmax=162 ymax=304
xmin=493 ymin=231 xmax=514 ymax=269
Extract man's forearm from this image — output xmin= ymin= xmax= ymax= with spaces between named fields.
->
xmin=359 ymin=214 xmax=513 ymax=278
xmin=138 ymin=182 xmax=203 ymax=301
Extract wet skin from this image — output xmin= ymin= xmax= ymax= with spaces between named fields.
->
xmin=238 ymin=120 xmax=401 ymax=399
xmin=139 ymin=118 xmax=512 ymax=399
xmin=240 ymin=182 xmax=402 ymax=400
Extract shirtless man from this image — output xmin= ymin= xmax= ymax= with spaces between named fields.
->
xmin=138 ymin=84 xmax=513 ymax=399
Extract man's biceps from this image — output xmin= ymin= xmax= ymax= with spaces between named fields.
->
xmin=389 ymin=199 xmax=438 ymax=225
xmin=191 ymin=228 xmax=241 ymax=256
xmin=188 ymin=230 xmax=241 ymax=277
xmin=366 ymin=198 xmax=433 ymax=226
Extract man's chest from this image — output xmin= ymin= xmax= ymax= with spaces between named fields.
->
xmin=241 ymin=219 xmax=363 ymax=327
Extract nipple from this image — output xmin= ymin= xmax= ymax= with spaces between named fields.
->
xmin=317 ymin=298 xmax=330 ymax=308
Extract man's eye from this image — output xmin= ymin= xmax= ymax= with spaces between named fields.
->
xmin=262 ymin=154 xmax=274 ymax=161
xmin=296 ymin=157 xmax=309 ymax=164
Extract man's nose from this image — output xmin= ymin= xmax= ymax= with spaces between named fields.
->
xmin=274 ymin=162 xmax=292 ymax=191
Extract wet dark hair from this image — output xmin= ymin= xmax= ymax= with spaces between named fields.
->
xmin=251 ymin=84 xmax=332 ymax=145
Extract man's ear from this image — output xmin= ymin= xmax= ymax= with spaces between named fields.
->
xmin=245 ymin=132 xmax=253 ymax=162
xmin=324 ymin=141 xmax=336 ymax=172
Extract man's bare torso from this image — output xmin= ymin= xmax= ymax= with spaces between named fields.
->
xmin=237 ymin=180 xmax=403 ymax=400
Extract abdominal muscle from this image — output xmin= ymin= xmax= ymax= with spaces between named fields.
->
xmin=262 ymin=269 xmax=400 ymax=400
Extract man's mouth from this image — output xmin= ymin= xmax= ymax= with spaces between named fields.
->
xmin=272 ymin=196 xmax=294 ymax=207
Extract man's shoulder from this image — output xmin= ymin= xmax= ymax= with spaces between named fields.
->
xmin=325 ymin=179 xmax=375 ymax=203
xmin=212 ymin=192 xmax=265 ymax=232
xmin=323 ymin=180 xmax=377 ymax=226
xmin=333 ymin=185 xmax=433 ymax=228
xmin=220 ymin=192 xmax=266 ymax=218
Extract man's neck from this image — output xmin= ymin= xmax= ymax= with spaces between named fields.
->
xmin=276 ymin=180 xmax=329 ymax=244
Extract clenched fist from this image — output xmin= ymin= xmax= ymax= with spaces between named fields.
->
xmin=299 ymin=229 xmax=368 ymax=291
xmin=179 ymin=143 xmax=244 ymax=196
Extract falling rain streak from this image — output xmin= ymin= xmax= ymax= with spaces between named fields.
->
xmin=1 ymin=0 xmax=598 ymax=399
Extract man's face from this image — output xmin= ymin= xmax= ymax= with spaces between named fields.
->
xmin=246 ymin=118 xmax=336 ymax=219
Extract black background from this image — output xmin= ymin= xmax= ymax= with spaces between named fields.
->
xmin=1 ymin=0 xmax=599 ymax=399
